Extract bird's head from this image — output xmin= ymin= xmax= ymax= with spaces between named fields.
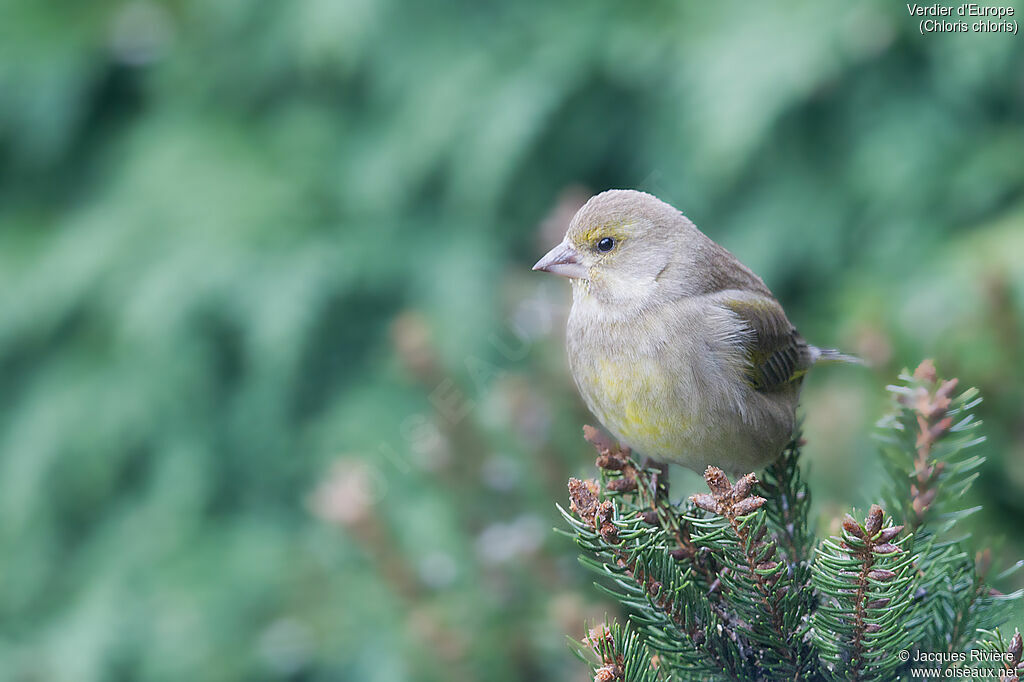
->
xmin=533 ymin=189 xmax=689 ymax=306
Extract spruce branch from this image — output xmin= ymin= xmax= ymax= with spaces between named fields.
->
xmin=810 ymin=504 xmax=917 ymax=682
xmin=879 ymin=358 xmax=985 ymax=535
xmin=562 ymin=474 xmax=746 ymax=680
xmin=579 ymin=622 xmax=661 ymax=682
xmin=585 ymin=426 xmax=722 ymax=598
xmin=877 ymin=360 xmax=1021 ymax=660
xmin=688 ymin=467 xmax=816 ymax=679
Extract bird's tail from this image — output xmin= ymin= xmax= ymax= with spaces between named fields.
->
xmin=810 ymin=346 xmax=866 ymax=366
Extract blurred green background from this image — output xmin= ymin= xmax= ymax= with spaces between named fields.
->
xmin=2 ymin=1 xmax=1024 ymax=680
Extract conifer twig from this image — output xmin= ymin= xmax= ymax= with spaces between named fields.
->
xmin=585 ymin=426 xmax=719 ymax=592
xmin=690 ymin=467 xmax=798 ymax=671
xmin=902 ymin=359 xmax=960 ymax=530
xmin=841 ymin=505 xmax=904 ymax=680
xmin=566 ymin=477 xmax=742 ymax=680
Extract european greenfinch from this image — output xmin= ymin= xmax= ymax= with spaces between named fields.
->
xmin=533 ymin=189 xmax=858 ymax=474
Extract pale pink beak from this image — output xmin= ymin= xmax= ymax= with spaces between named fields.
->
xmin=532 ymin=241 xmax=588 ymax=279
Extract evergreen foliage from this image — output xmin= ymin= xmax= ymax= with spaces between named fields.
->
xmin=563 ymin=362 xmax=1023 ymax=681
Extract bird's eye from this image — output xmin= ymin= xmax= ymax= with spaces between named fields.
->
xmin=597 ymin=237 xmax=615 ymax=252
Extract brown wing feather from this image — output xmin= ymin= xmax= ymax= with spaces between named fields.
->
xmin=721 ymin=296 xmax=812 ymax=393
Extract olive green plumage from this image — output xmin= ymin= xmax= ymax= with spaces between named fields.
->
xmin=533 ymin=189 xmax=857 ymax=474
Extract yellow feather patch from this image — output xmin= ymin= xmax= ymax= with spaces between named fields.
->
xmin=573 ymin=221 xmax=635 ymax=249
xmin=578 ymin=356 xmax=688 ymax=455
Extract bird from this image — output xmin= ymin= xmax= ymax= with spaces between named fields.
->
xmin=532 ymin=189 xmax=859 ymax=475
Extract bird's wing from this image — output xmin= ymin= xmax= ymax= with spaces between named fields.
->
xmin=720 ymin=295 xmax=813 ymax=393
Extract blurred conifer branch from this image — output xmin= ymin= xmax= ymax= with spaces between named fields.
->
xmin=560 ymin=361 xmax=1022 ymax=681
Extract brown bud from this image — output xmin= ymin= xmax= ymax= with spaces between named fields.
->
xmin=913 ymin=359 xmax=937 ymax=383
xmin=935 ymin=377 xmax=959 ymax=401
xmin=1010 ymin=632 xmax=1022 ymax=663
xmin=868 ymin=569 xmax=897 ymax=582
xmin=733 ymin=496 xmax=767 ymax=516
xmin=928 ymin=417 xmax=953 ymax=440
xmin=607 ymin=477 xmax=637 ymax=493
xmin=912 ymin=488 xmax=938 ymax=517
xmin=865 ymin=505 xmax=884 ymax=535
xmin=876 ymin=525 xmax=903 ymax=543
xmin=639 ymin=510 xmax=659 ymax=525
xmin=594 ymin=664 xmax=623 ymax=682
xmin=691 ymin=493 xmax=719 ymax=514
xmin=842 ymin=514 xmax=864 ymax=538
xmin=873 ymin=543 xmax=901 ymax=555
xmin=584 ymin=625 xmax=612 ymax=648
xmin=596 ymin=454 xmax=625 ymax=471
xmin=921 ymin=488 xmax=938 ymax=506
xmin=599 ymin=522 xmax=620 ymax=545
xmin=704 ymin=466 xmax=732 ymax=496
xmin=732 ymin=473 xmax=758 ymax=499
xmin=569 ymin=478 xmax=599 ymax=521
xmin=926 ymin=397 xmax=951 ymax=420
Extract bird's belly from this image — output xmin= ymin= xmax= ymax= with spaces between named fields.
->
xmin=574 ymin=355 xmax=690 ymax=458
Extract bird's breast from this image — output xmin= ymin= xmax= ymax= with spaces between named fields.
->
xmin=568 ymin=334 xmax=693 ymax=458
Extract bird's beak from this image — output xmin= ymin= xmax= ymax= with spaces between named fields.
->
xmin=532 ymin=241 xmax=588 ymax=279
